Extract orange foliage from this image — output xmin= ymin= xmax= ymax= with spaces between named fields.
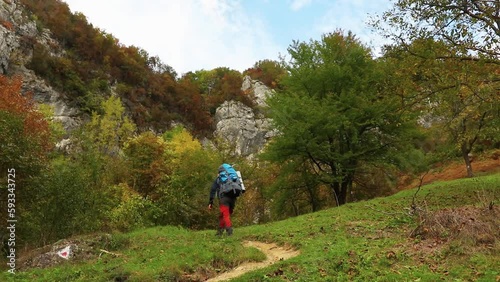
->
xmin=243 ymin=59 xmax=286 ymax=89
xmin=177 ymin=78 xmax=213 ymax=134
xmin=0 ymin=75 xmax=53 ymax=155
xmin=1 ymin=20 xmax=14 ymax=30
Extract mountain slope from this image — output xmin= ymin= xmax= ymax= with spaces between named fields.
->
xmin=3 ymin=173 xmax=499 ymax=281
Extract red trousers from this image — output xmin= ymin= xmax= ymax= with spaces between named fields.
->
xmin=219 ymin=204 xmax=233 ymax=228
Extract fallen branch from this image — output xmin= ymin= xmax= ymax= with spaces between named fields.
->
xmin=99 ymin=249 xmax=121 ymax=258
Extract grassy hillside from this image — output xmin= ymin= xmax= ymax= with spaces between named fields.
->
xmin=3 ymin=174 xmax=499 ymax=281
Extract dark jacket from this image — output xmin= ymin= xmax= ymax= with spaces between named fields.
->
xmin=209 ymin=178 xmax=237 ymax=205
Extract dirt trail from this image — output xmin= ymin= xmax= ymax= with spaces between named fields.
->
xmin=206 ymin=241 xmax=300 ymax=282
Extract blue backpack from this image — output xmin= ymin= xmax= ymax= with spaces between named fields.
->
xmin=218 ymin=163 xmax=244 ymax=197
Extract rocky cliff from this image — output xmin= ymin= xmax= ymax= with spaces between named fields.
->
xmin=1 ymin=0 xmax=275 ymax=156
xmin=213 ymin=76 xmax=277 ymax=158
xmin=0 ymin=0 xmax=80 ymax=131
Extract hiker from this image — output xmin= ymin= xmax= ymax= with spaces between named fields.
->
xmin=208 ymin=164 xmax=244 ymax=236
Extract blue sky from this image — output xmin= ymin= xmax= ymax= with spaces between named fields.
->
xmin=63 ymin=0 xmax=393 ymax=75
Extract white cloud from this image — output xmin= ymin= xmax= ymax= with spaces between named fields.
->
xmin=62 ymin=0 xmax=392 ymax=73
xmin=289 ymin=0 xmax=313 ymax=11
xmin=313 ymin=0 xmax=391 ymax=55
xmin=64 ymin=0 xmax=282 ymax=75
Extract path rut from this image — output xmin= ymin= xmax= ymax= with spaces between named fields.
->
xmin=206 ymin=241 xmax=300 ymax=282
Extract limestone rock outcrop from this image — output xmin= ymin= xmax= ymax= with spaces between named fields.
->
xmin=1 ymin=1 xmax=277 ymax=155
xmin=0 ymin=0 xmax=81 ymax=131
xmin=241 ymin=75 xmax=274 ymax=108
xmin=214 ymin=76 xmax=277 ymax=157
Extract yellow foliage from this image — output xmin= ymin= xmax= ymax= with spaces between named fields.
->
xmin=87 ymin=96 xmax=136 ymax=153
xmin=167 ymin=128 xmax=202 ymax=157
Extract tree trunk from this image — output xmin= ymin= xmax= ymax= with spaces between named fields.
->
xmin=332 ymin=182 xmax=341 ymax=206
xmin=461 ymin=141 xmax=474 ymax=177
xmin=338 ymin=179 xmax=348 ymax=205
xmin=306 ymin=185 xmax=319 ymax=212
xmin=291 ymin=201 xmax=299 ymax=216
xmin=331 ymin=176 xmax=351 ymax=206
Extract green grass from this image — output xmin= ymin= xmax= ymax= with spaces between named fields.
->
xmin=2 ymin=173 xmax=499 ymax=281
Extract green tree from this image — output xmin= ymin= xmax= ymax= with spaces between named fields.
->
xmin=266 ymin=158 xmax=329 ymax=218
xmin=25 ymin=157 xmax=111 ymax=246
xmin=182 ymin=69 xmax=218 ymax=96
xmin=263 ymin=31 xmax=418 ymax=206
xmin=86 ymin=95 xmax=136 ymax=155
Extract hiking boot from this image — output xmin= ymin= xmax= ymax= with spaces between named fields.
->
xmin=216 ymin=228 xmax=224 ymax=237
xmin=226 ymin=227 xmax=233 ymax=236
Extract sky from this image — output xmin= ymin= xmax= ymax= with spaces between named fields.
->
xmin=63 ymin=0 xmax=393 ymax=75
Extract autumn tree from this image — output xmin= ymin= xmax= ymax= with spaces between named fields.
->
xmin=387 ymin=39 xmax=499 ymax=176
xmin=0 ymin=75 xmax=56 ymax=247
xmin=243 ymin=59 xmax=287 ymax=89
xmin=123 ymin=131 xmax=169 ymax=199
xmin=0 ymin=75 xmax=52 ymax=176
xmin=376 ymin=0 xmax=500 ymax=176
xmin=176 ymin=78 xmax=213 ymax=135
xmin=184 ymin=68 xmax=253 ymax=115
xmin=377 ymin=0 xmax=499 ymax=59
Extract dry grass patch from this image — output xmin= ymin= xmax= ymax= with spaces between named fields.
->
xmin=410 ymin=205 xmax=499 ymax=256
